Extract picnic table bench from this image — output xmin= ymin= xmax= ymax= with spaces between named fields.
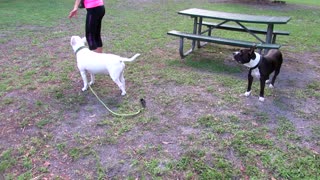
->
xmin=167 ymin=8 xmax=291 ymax=58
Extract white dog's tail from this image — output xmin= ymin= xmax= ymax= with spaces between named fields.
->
xmin=122 ymin=53 xmax=141 ymax=62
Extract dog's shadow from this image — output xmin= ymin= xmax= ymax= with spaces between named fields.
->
xmin=84 ymin=86 xmax=123 ymax=108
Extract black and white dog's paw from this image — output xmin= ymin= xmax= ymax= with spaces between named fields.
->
xmin=244 ymin=91 xmax=251 ymax=97
xmin=259 ymin=96 xmax=265 ymax=102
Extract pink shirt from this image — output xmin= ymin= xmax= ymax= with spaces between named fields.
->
xmin=84 ymin=0 xmax=104 ymax=9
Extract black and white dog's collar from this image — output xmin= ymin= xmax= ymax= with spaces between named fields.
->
xmin=243 ymin=53 xmax=261 ymax=70
xmin=75 ymin=46 xmax=86 ymax=55
xmin=250 ymin=56 xmax=261 ymax=70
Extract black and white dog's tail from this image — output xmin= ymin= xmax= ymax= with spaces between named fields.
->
xmin=122 ymin=53 xmax=141 ymax=62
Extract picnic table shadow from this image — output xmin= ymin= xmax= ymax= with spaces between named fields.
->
xmin=168 ymin=45 xmax=246 ymax=77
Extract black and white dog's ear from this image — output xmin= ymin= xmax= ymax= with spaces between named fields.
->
xmin=250 ymin=51 xmax=256 ymax=60
xmin=250 ymin=44 xmax=257 ymax=53
xmin=249 ymin=45 xmax=257 ymax=59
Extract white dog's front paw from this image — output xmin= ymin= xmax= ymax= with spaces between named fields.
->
xmin=269 ymin=84 xmax=274 ymax=88
xmin=121 ymin=91 xmax=126 ymax=96
xmin=244 ymin=91 xmax=251 ymax=97
xmin=82 ymin=86 xmax=88 ymax=91
xmin=259 ymin=97 xmax=265 ymax=102
xmin=89 ymin=81 xmax=94 ymax=86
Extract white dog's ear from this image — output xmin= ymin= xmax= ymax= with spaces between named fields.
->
xmin=71 ymin=36 xmax=77 ymax=46
xmin=81 ymin=37 xmax=87 ymax=44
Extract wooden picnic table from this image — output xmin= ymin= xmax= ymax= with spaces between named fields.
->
xmin=168 ymin=8 xmax=291 ymax=58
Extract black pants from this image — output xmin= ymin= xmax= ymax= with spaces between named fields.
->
xmin=86 ymin=5 xmax=105 ymax=50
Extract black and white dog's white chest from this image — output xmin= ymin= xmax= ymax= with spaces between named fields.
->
xmin=243 ymin=53 xmax=262 ymax=79
xmin=251 ymin=68 xmax=261 ymax=79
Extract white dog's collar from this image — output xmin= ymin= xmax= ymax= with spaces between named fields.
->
xmin=75 ymin=46 xmax=86 ymax=55
xmin=244 ymin=53 xmax=261 ymax=70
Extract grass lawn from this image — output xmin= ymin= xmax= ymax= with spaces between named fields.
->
xmin=0 ymin=0 xmax=319 ymax=179
xmin=286 ymin=0 xmax=320 ymax=6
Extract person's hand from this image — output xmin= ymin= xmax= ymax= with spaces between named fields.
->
xmin=69 ymin=8 xmax=78 ymax=18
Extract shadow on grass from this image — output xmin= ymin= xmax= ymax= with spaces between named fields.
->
xmin=166 ymin=43 xmax=243 ymax=74
xmin=167 ymin=53 xmax=242 ymax=74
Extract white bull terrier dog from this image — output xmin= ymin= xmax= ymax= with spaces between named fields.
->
xmin=70 ymin=36 xmax=140 ymax=95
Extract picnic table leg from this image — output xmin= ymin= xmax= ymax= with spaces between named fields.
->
xmin=265 ymin=23 xmax=274 ymax=53
xmin=197 ymin=17 xmax=209 ymax=48
xmin=178 ymin=36 xmax=196 ymax=59
xmin=197 ymin=17 xmax=203 ymax=48
xmin=272 ymin=35 xmax=277 ymax=44
xmin=177 ymin=17 xmax=197 ymax=59
xmin=192 ymin=17 xmax=198 ymax=49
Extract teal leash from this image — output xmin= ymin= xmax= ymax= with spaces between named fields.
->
xmin=89 ymin=85 xmax=145 ymax=117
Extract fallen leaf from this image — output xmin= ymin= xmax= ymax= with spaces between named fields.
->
xmin=311 ymin=149 xmax=319 ymax=155
xmin=162 ymin=141 xmax=172 ymax=144
xmin=44 ymin=161 xmax=51 ymax=167
xmin=252 ymin=121 xmax=258 ymax=126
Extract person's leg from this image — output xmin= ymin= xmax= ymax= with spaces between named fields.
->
xmin=85 ymin=8 xmax=98 ymax=51
xmin=86 ymin=6 xmax=105 ymax=53
xmin=95 ymin=6 xmax=105 ymax=53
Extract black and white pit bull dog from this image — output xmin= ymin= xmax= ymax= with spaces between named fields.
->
xmin=233 ymin=46 xmax=283 ymax=102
